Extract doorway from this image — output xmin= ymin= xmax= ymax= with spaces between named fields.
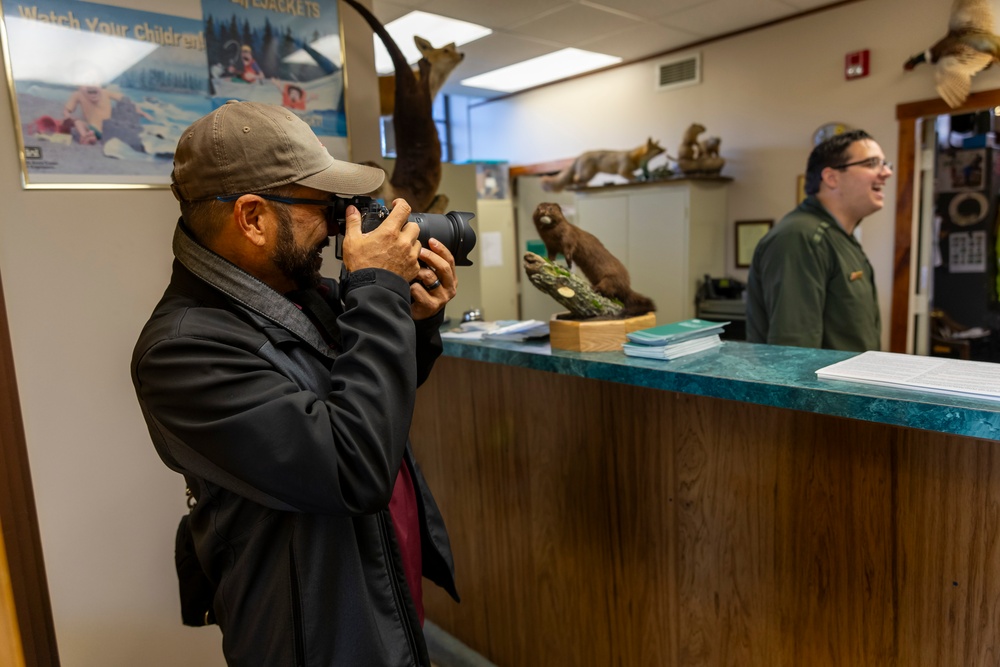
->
xmin=0 ymin=267 xmax=59 ymax=666
xmin=892 ymin=89 xmax=1000 ymax=358
xmin=915 ymin=110 xmax=998 ymax=361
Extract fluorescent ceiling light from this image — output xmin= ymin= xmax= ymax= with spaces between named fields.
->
xmin=373 ymin=11 xmax=491 ymax=74
xmin=460 ymin=48 xmax=622 ymax=93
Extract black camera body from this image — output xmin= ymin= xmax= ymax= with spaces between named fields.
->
xmin=331 ymin=195 xmax=477 ymax=267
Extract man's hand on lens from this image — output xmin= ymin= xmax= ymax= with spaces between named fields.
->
xmin=410 ymin=237 xmax=457 ymax=320
xmin=341 ymin=198 xmax=420 ymax=280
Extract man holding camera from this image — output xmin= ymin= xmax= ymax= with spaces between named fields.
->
xmin=131 ymin=101 xmax=460 ymax=666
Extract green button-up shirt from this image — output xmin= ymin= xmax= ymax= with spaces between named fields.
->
xmin=746 ymin=196 xmax=881 ymax=352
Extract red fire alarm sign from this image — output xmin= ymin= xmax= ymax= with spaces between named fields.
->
xmin=845 ymin=50 xmax=870 ymax=80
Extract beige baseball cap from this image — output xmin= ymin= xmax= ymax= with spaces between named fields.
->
xmin=170 ymin=100 xmax=384 ymax=201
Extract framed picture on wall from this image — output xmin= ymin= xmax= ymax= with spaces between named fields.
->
xmin=473 ymin=161 xmax=509 ymax=200
xmin=1 ymin=0 xmax=348 ymax=188
xmin=0 ymin=0 xmax=213 ymax=188
xmin=936 ymin=149 xmax=987 ymax=192
xmin=201 ymin=0 xmax=348 ymax=156
xmin=735 ymin=220 xmax=772 ymax=268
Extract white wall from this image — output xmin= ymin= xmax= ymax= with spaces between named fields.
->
xmin=1 ymin=0 xmax=993 ymax=663
xmin=0 ymin=1 xmax=382 ymax=665
xmin=466 ymin=0 xmax=999 ymax=350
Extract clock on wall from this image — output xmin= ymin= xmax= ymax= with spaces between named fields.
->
xmin=812 ymin=122 xmax=851 ymax=146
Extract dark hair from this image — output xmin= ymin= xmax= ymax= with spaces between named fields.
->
xmin=180 ymin=183 xmax=299 ymax=245
xmin=803 ymin=129 xmax=874 ymax=195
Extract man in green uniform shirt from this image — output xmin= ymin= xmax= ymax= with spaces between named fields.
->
xmin=746 ymin=129 xmax=891 ymax=351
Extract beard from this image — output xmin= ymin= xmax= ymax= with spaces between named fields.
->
xmin=272 ymin=207 xmax=326 ymax=290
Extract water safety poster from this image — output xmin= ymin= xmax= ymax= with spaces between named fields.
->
xmin=201 ymin=0 xmax=347 ymax=156
xmin=0 ymin=0 xmax=212 ymax=187
xmin=1 ymin=0 xmax=350 ymax=187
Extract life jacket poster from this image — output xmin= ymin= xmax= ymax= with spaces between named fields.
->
xmin=0 ymin=0 xmax=212 ymax=188
xmin=201 ymin=0 xmax=347 ymax=157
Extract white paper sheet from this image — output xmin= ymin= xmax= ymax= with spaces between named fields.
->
xmin=816 ymin=351 xmax=1000 ymax=401
xmin=480 ymin=231 xmax=503 ymax=268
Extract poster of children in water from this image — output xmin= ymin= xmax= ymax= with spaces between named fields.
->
xmin=201 ymin=0 xmax=347 ymax=157
xmin=1 ymin=0 xmax=212 ymax=187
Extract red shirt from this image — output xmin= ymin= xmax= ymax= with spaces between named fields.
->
xmin=389 ymin=460 xmax=423 ymax=625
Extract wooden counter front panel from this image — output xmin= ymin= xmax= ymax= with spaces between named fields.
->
xmin=411 ymin=357 xmax=1000 ymax=666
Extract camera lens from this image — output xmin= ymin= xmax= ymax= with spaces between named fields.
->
xmin=329 ymin=196 xmax=477 ymax=267
xmin=409 ymin=211 xmax=477 ymax=266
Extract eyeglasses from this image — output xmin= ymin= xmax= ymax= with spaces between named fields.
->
xmin=216 ymin=193 xmax=340 ymax=231
xmin=832 ymin=157 xmax=893 ymax=172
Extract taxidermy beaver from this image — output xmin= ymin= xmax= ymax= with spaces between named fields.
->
xmin=532 ymin=202 xmax=655 ymax=316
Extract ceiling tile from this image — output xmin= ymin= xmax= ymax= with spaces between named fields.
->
xmin=506 ymin=4 xmax=644 ymax=45
xmin=371 ymin=0 xmax=432 ymax=9
xmin=581 ymin=0 xmax=711 ymax=21
xmin=419 ymin=0 xmax=576 ymax=29
xmin=581 ymin=22 xmax=702 ymax=60
xmin=778 ymin=0 xmax=845 ymax=9
xmin=360 ymin=0 xmax=859 ymax=100
xmin=658 ymin=0 xmax=801 ymax=36
xmin=370 ymin=1 xmax=426 ymax=24
xmin=447 ymin=33 xmax=567 ymax=78
xmin=438 ymin=33 xmax=577 ymax=97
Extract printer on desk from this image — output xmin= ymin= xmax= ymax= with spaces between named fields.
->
xmin=696 ymin=275 xmax=747 ymax=340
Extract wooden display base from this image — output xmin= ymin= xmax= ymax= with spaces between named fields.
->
xmin=549 ymin=312 xmax=656 ymax=352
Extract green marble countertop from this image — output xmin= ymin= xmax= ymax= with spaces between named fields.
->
xmin=440 ymin=338 xmax=1000 ymax=441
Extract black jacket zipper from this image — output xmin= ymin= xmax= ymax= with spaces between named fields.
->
xmin=376 ymin=510 xmax=421 ymax=664
xmin=289 ymin=541 xmax=306 ymax=667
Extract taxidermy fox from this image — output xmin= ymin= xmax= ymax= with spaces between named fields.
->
xmin=343 ymin=0 xmax=442 ymax=213
xmin=378 ymin=36 xmax=464 ymax=117
xmin=532 ymin=202 xmax=656 ymax=316
xmin=541 ymin=137 xmax=665 ymax=192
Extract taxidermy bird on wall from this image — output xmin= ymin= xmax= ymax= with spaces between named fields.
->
xmin=904 ymin=0 xmax=1000 ymax=108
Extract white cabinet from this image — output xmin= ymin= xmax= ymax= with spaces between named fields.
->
xmin=517 ymin=177 xmax=730 ymax=324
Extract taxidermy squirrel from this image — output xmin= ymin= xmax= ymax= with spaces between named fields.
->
xmin=701 ymin=136 xmax=721 ymax=159
xmin=378 ymin=36 xmax=464 ymax=117
xmin=343 ymin=0 xmax=442 ymax=213
xmin=669 ymin=123 xmax=725 ymax=175
xmin=541 ymin=137 xmax=665 ymax=192
xmin=672 ymin=123 xmax=706 ymax=161
xmin=532 ymin=202 xmax=656 ymax=316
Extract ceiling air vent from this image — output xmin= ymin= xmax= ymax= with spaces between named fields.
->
xmin=654 ymin=53 xmax=700 ymax=92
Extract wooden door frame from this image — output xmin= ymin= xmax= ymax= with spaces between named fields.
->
xmin=891 ymin=89 xmax=1000 ymax=352
xmin=0 ymin=267 xmax=59 ymax=666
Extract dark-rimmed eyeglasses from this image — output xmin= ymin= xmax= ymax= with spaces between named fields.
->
xmin=216 ymin=193 xmax=336 ymax=208
xmin=832 ymin=157 xmax=893 ymax=172
xmin=216 ymin=193 xmax=340 ymax=231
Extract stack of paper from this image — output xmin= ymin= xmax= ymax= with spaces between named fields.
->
xmin=482 ymin=320 xmax=550 ymax=342
xmin=623 ymin=318 xmax=728 ymax=360
xmin=441 ymin=320 xmax=550 ymax=342
xmin=815 ymin=351 xmax=1000 ymax=401
xmin=440 ymin=321 xmax=496 ymax=341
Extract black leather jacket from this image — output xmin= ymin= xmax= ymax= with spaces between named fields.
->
xmin=131 ymin=222 xmax=458 ymax=666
